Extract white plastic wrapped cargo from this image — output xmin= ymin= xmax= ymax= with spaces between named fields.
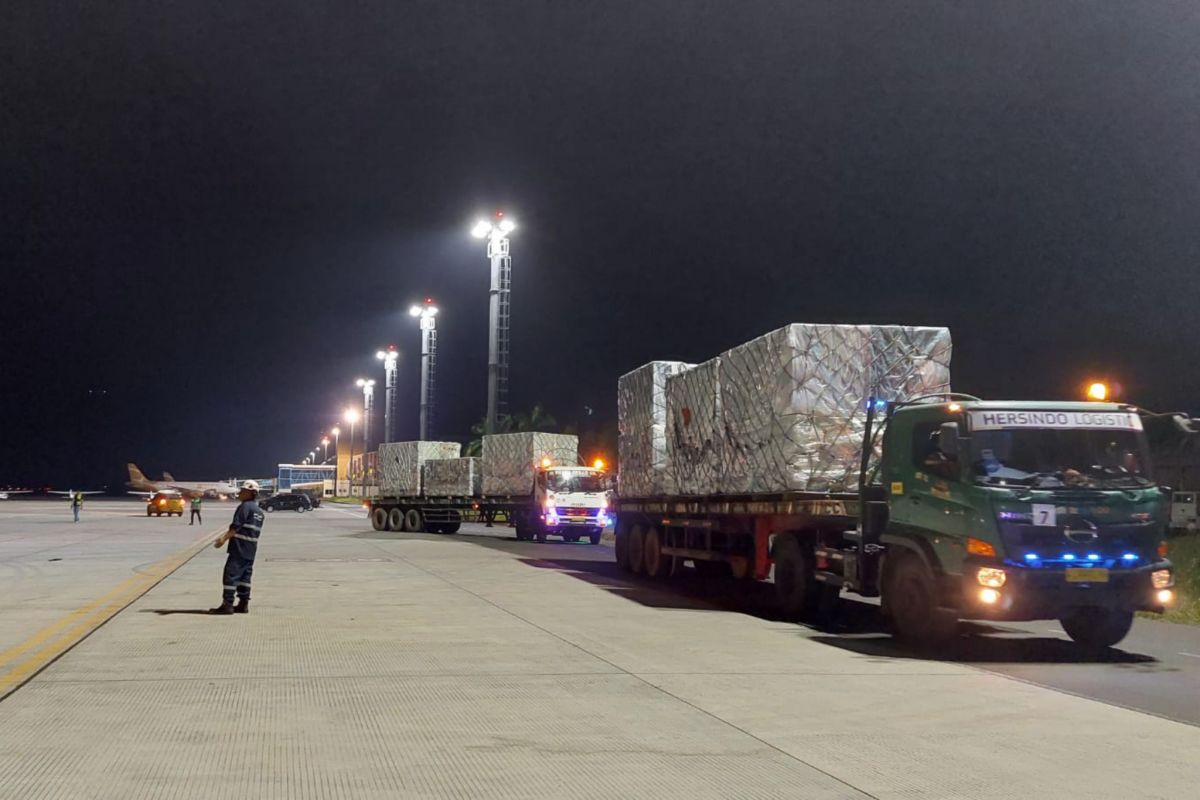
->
xmin=422 ymin=457 xmax=481 ymax=497
xmin=377 ymin=441 xmax=462 ymax=497
xmin=664 ymin=358 xmax=723 ymax=496
xmin=718 ymin=324 xmax=952 ymax=493
xmin=618 ymin=360 xmax=694 ymax=498
xmin=482 ymin=432 xmax=579 ymax=497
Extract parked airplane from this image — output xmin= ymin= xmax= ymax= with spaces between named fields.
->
xmin=0 ymin=489 xmax=33 ymax=500
xmin=126 ymin=464 xmax=239 ymax=500
xmin=1 ymin=488 xmax=102 ymax=500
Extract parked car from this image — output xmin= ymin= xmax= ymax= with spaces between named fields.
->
xmin=292 ymin=488 xmax=323 ymax=508
xmin=260 ymin=492 xmax=313 ymax=513
xmin=147 ymin=491 xmax=185 ymax=517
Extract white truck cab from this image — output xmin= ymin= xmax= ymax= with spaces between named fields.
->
xmin=533 ymin=465 xmax=611 ymax=544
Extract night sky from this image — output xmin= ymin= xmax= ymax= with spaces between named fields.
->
xmin=3 ymin=2 xmax=1199 ymax=488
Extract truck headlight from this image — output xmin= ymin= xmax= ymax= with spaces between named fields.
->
xmin=1151 ymin=569 xmax=1173 ymax=589
xmin=977 ymin=567 xmax=1007 ymax=588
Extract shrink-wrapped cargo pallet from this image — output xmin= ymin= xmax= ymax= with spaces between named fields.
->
xmin=378 ymin=441 xmax=462 ymax=496
xmin=618 ymin=360 xmax=694 ymax=498
xmin=719 ymin=324 xmax=951 ymax=493
xmin=482 ymin=432 xmax=579 ymax=496
xmin=665 ymin=358 xmax=723 ymax=496
xmin=423 ymin=457 xmax=481 ymax=497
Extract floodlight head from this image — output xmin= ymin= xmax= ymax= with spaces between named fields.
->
xmin=376 ymin=350 xmax=386 ymax=359
xmin=356 ymin=378 xmax=367 ymax=387
xmin=427 ymin=305 xmax=439 ymax=316
xmin=471 ymin=220 xmax=492 ymax=238
xmin=498 ymin=218 xmax=516 ymax=234
xmin=321 ymin=438 xmax=329 ymax=446
xmin=344 ymin=408 xmax=360 ymax=424
xmin=409 ymin=305 xmax=422 ymax=317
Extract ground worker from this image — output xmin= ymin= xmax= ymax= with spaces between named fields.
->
xmin=70 ymin=491 xmax=83 ymax=523
xmin=189 ymin=495 xmax=202 ymax=526
xmin=209 ymin=480 xmax=265 ymax=615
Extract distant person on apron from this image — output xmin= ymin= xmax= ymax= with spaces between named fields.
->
xmin=190 ymin=495 xmax=202 ymax=526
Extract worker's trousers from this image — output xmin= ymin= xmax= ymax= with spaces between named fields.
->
xmin=72 ymin=506 xmax=80 ymax=522
xmin=222 ymin=553 xmax=254 ymax=604
xmin=190 ymin=509 xmax=201 ymax=525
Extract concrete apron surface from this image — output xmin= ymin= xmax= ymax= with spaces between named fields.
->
xmin=0 ymin=509 xmax=1198 ymax=799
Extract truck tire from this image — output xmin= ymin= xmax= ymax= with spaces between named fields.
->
xmin=885 ymin=552 xmax=957 ymax=645
xmin=1060 ymin=607 xmax=1134 ymax=649
xmin=643 ymin=526 xmax=672 ymax=578
xmin=371 ymin=508 xmax=388 ymax=531
xmin=404 ymin=508 xmax=424 ymax=533
xmin=773 ymin=534 xmax=821 ymax=621
xmin=443 ymin=522 xmax=461 ymax=534
xmin=628 ymin=524 xmax=646 ymax=574
xmin=614 ymin=522 xmax=631 ymax=569
xmin=387 ymin=508 xmax=405 ymax=532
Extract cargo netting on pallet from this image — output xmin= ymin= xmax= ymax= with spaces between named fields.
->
xmin=617 ymin=360 xmax=694 ymax=498
xmin=423 ymin=457 xmax=481 ymax=497
xmin=717 ymin=324 xmax=951 ymax=493
xmin=481 ymin=432 xmax=579 ymax=496
xmin=378 ymin=441 xmax=462 ymax=496
xmin=665 ymin=358 xmax=724 ymax=496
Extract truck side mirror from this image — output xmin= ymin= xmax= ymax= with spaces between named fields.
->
xmin=936 ymin=422 xmax=960 ymax=460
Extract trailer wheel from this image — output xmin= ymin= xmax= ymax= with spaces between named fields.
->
xmin=773 ymin=535 xmax=822 ymax=621
xmin=404 ymin=508 xmax=424 ymax=533
xmin=628 ymin=524 xmax=647 ymax=574
xmin=371 ymin=508 xmax=388 ymax=531
xmin=1060 ymin=607 xmax=1133 ymax=650
xmin=614 ymin=521 xmax=631 ymax=569
xmin=643 ymin=526 xmax=672 ymax=578
xmin=443 ymin=521 xmax=461 ymax=534
xmin=386 ymin=508 xmax=404 ymax=531
xmin=885 ymin=552 xmax=957 ymax=645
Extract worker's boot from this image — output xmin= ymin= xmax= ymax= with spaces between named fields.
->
xmin=209 ymin=602 xmax=235 ymax=615
xmin=234 ymin=598 xmax=250 ymax=614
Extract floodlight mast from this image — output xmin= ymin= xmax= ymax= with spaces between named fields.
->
xmin=376 ymin=347 xmax=399 ymax=443
xmin=409 ymin=300 xmax=439 ymax=440
xmin=471 ymin=212 xmax=515 ymax=434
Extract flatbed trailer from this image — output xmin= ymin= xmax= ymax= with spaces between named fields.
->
xmin=367 ymin=492 xmax=607 ymax=543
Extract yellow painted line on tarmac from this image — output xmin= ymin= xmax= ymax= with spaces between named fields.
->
xmin=0 ymin=527 xmax=221 ymax=700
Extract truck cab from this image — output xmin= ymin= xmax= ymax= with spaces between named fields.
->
xmin=531 ymin=465 xmax=611 ymax=544
xmin=862 ymin=398 xmax=1174 ymax=647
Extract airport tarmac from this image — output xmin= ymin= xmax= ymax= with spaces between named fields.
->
xmin=1 ymin=499 xmax=1198 ymax=798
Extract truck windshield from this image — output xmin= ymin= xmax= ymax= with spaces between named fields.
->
xmin=546 ymin=470 xmax=606 ymax=493
xmin=969 ymin=428 xmax=1153 ymax=488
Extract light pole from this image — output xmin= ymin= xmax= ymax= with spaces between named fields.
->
xmin=408 ymin=299 xmax=439 ymax=440
xmin=321 ymin=437 xmax=330 ymax=464
xmin=471 ymin=212 xmax=516 ymax=434
xmin=343 ymin=408 xmax=359 ymax=496
xmin=356 ymin=378 xmax=376 ymax=454
xmin=331 ymin=426 xmax=341 ymax=493
xmin=375 ymin=346 xmax=399 ymax=444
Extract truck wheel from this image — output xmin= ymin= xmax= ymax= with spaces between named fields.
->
xmin=885 ymin=553 xmax=957 ymax=645
xmin=387 ymin=508 xmax=404 ymax=532
xmin=773 ymin=535 xmax=820 ymax=621
xmin=628 ymin=524 xmax=646 ymax=574
xmin=146 ymin=509 xmax=152 ymax=517
xmin=443 ymin=522 xmax=461 ymax=534
xmin=1060 ymin=607 xmax=1134 ymax=649
xmin=643 ymin=526 xmax=672 ymax=578
xmin=614 ymin=522 xmax=631 ymax=569
xmin=588 ymin=529 xmax=602 ymax=546
xmin=371 ymin=508 xmax=388 ymax=531
xmin=404 ymin=508 xmax=424 ymax=533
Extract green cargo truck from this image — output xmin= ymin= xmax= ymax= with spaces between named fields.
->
xmin=614 ymin=395 xmax=1176 ymax=648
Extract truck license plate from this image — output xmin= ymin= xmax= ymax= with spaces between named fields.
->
xmin=1065 ymin=568 xmax=1109 ymax=583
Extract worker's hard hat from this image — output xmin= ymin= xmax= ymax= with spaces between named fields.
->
xmin=240 ymin=480 xmax=261 ymax=492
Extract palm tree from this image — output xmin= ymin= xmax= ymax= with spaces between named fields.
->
xmin=463 ymin=403 xmax=561 ymax=456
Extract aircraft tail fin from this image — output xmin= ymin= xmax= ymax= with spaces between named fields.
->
xmin=127 ymin=463 xmax=150 ymax=485
xmin=162 ymin=471 xmax=176 ymax=482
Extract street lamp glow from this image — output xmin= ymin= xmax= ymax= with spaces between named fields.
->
xmin=409 ymin=305 xmax=422 ymax=317
xmin=356 ymin=378 xmax=376 ymax=389
xmin=471 ymin=219 xmax=492 ymax=238
xmin=344 ymin=408 xmax=360 ymax=424
xmin=331 ymin=426 xmax=340 ymax=437
xmin=498 ymin=218 xmax=515 ymax=234
xmin=321 ymin=437 xmax=329 ymax=447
